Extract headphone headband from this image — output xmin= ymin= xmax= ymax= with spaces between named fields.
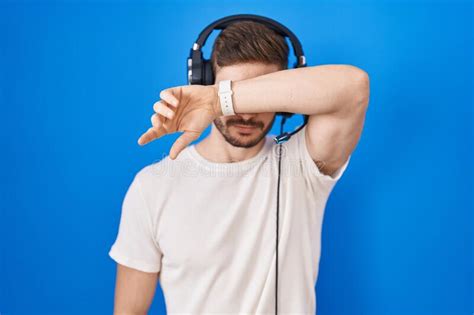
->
xmin=193 ymin=14 xmax=306 ymax=67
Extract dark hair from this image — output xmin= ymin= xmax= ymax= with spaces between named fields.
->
xmin=210 ymin=21 xmax=289 ymax=74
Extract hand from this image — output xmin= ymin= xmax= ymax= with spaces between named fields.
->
xmin=138 ymin=84 xmax=221 ymax=160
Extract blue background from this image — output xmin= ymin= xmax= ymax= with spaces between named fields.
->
xmin=1 ymin=0 xmax=472 ymax=314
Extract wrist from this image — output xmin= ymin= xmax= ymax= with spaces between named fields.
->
xmin=210 ymin=84 xmax=222 ymax=118
xmin=217 ymin=80 xmax=237 ymax=117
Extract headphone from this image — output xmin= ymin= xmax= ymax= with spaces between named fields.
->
xmin=187 ymin=14 xmax=309 ymax=144
xmin=187 ymin=14 xmax=309 ymax=314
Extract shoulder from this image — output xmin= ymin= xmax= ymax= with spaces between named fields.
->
xmin=133 ymin=146 xmax=196 ymax=196
xmin=135 ymin=146 xmax=192 ymax=181
xmin=135 ymin=157 xmax=171 ymax=184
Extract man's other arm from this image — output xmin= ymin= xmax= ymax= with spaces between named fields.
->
xmin=113 ymin=264 xmax=159 ymax=315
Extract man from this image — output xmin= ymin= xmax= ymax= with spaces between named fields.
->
xmin=109 ymin=21 xmax=370 ymax=314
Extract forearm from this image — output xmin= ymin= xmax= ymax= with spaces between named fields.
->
xmin=215 ymin=64 xmax=368 ymax=116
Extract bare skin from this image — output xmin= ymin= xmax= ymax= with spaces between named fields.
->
xmin=114 ymin=63 xmax=370 ymax=314
xmin=113 ymin=264 xmax=158 ymax=315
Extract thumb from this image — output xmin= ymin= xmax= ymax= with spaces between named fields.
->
xmin=169 ymin=131 xmax=200 ymax=160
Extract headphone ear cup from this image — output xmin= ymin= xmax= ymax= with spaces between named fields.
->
xmin=189 ymin=50 xmax=204 ymax=85
xmin=202 ymin=60 xmax=214 ymax=85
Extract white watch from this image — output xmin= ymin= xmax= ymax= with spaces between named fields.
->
xmin=218 ymin=80 xmax=235 ymax=116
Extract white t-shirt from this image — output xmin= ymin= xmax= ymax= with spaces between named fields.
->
xmin=109 ymin=125 xmax=350 ymax=315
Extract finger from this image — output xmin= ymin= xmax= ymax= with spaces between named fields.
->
xmin=137 ymin=126 xmax=167 ymax=146
xmin=151 ymin=112 xmax=172 ymax=131
xmin=169 ymin=131 xmax=200 ymax=160
xmin=160 ymin=89 xmax=179 ymax=107
xmin=153 ymin=100 xmax=175 ymax=120
xmin=151 ymin=113 xmax=164 ymax=129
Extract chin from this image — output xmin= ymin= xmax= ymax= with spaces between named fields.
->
xmin=213 ymin=118 xmax=271 ymax=148
xmin=227 ymin=129 xmax=265 ymax=148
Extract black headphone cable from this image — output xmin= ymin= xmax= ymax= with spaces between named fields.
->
xmin=275 ymin=115 xmax=287 ymax=315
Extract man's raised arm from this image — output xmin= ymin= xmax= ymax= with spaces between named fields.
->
xmin=222 ymin=64 xmax=370 ymax=176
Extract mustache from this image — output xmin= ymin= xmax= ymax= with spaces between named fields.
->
xmin=226 ymin=118 xmax=264 ymax=129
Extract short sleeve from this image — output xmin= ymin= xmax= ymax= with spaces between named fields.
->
xmin=108 ymin=175 xmax=163 ymax=273
xmin=295 ymin=125 xmax=351 ymax=183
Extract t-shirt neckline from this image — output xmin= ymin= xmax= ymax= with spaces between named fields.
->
xmin=187 ymin=136 xmax=273 ymax=172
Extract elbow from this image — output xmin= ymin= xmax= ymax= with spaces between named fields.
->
xmin=339 ymin=68 xmax=370 ymax=118
xmin=353 ymin=69 xmax=370 ymax=109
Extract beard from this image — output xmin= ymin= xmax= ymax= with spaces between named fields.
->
xmin=213 ymin=115 xmax=275 ymax=148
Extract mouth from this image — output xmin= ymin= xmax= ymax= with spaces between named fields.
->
xmin=233 ymin=124 xmax=257 ymax=130
xmin=232 ymin=124 xmax=259 ymax=134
